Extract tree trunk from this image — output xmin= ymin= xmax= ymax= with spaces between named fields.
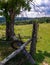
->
xmin=30 ymin=22 xmax=39 ymax=55
xmin=6 ymin=9 xmax=15 ymax=40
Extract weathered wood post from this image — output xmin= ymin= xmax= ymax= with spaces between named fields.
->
xmin=30 ymin=21 xmax=39 ymax=56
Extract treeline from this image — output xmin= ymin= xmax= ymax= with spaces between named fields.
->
xmin=0 ymin=17 xmax=50 ymax=25
xmin=15 ymin=17 xmax=50 ymax=25
xmin=36 ymin=17 xmax=50 ymax=23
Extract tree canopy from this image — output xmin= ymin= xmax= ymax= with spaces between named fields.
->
xmin=0 ymin=0 xmax=32 ymax=16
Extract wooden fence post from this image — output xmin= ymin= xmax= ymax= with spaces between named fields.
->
xmin=30 ymin=22 xmax=39 ymax=56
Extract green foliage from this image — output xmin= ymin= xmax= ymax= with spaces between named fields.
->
xmin=0 ymin=0 xmax=32 ymax=23
xmin=0 ymin=0 xmax=31 ymax=15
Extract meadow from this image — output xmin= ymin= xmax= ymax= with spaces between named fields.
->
xmin=0 ymin=23 xmax=50 ymax=65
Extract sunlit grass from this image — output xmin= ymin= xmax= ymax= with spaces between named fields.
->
xmin=0 ymin=23 xmax=50 ymax=65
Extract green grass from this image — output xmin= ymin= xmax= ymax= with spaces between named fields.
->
xmin=0 ymin=23 xmax=50 ymax=65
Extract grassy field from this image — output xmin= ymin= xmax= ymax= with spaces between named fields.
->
xmin=0 ymin=23 xmax=50 ymax=65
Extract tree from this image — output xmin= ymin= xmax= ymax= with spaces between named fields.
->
xmin=0 ymin=0 xmax=31 ymax=40
xmin=0 ymin=0 xmax=39 ymax=57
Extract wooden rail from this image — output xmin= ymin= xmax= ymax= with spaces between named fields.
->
xmin=0 ymin=38 xmax=35 ymax=65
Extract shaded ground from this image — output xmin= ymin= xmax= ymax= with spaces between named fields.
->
xmin=0 ymin=40 xmax=50 ymax=65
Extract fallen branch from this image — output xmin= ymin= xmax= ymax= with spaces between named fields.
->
xmin=0 ymin=38 xmax=31 ymax=65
